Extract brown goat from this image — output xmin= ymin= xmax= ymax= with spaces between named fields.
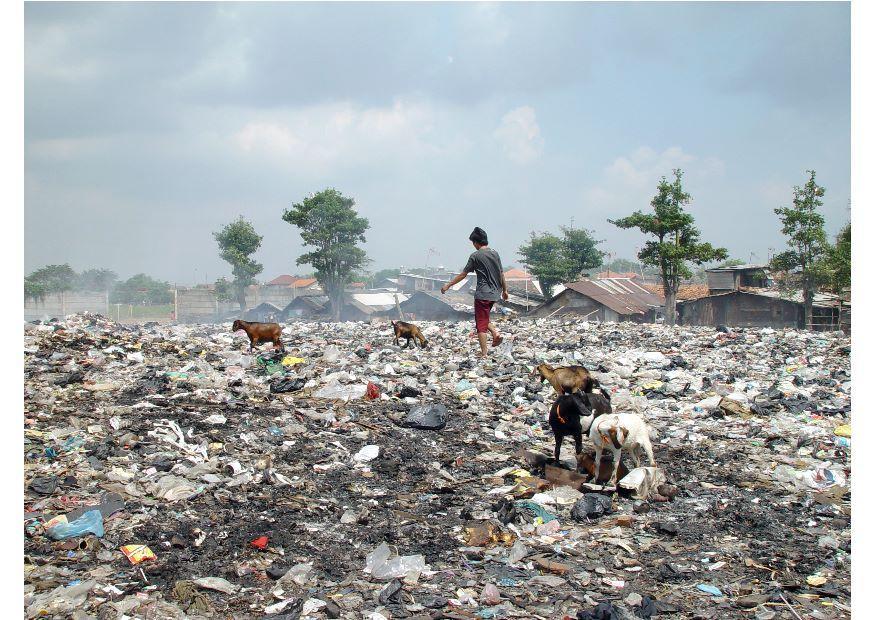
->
xmin=232 ymin=320 xmax=283 ymax=351
xmin=534 ymin=363 xmax=597 ymax=395
xmin=391 ymin=320 xmax=428 ymax=349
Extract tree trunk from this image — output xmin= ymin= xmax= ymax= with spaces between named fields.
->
xmin=329 ymin=283 xmax=344 ymax=321
xmin=236 ymin=286 xmax=246 ymax=313
xmin=664 ymin=290 xmax=678 ymax=326
xmin=803 ymin=285 xmax=814 ymax=330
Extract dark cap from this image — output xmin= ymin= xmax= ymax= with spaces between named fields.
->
xmin=469 ymin=227 xmax=488 ymax=244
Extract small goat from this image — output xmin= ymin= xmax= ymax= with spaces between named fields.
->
xmin=588 ymin=413 xmax=656 ymax=486
xmin=548 ymin=391 xmax=612 ymax=466
xmin=232 ymin=320 xmax=284 ymax=351
xmin=535 ymin=363 xmax=598 ymax=395
xmin=391 ymin=321 xmax=428 ymax=349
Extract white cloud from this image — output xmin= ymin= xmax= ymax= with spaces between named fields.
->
xmin=585 ymin=146 xmax=725 ymax=215
xmin=230 ymin=100 xmax=470 ymax=172
xmin=493 ymin=106 xmax=544 ymax=164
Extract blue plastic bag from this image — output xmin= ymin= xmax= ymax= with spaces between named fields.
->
xmin=46 ymin=509 xmax=104 ymax=540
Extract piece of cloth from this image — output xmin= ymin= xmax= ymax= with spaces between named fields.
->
xmin=475 ymin=299 xmax=495 ymax=333
xmin=464 ymin=247 xmax=504 ymax=301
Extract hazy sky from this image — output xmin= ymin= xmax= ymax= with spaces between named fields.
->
xmin=24 ymin=2 xmax=850 ymax=285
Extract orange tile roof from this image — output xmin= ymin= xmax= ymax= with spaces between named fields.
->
xmin=293 ymin=278 xmax=317 ymax=287
xmin=643 ymin=283 xmax=710 ymax=301
xmin=504 ymin=268 xmax=533 ymax=279
xmin=267 ymin=274 xmax=297 ymax=286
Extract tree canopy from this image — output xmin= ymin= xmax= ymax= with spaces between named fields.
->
xmin=770 ymin=170 xmax=830 ymax=327
xmin=610 ymin=169 xmax=727 ymax=325
xmin=283 ymin=189 xmax=370 ymax=319
xmin=214 ymin=217 xmax=264 ymax=311
xmin=518 ymin=227 xmax=604 ymax=297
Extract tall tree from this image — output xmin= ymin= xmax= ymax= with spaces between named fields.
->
xmin=283 ymin=189 xmax=370 ymax=320
xmin=77 ymin=268 xmax=118 ymax=291
xmin=25 ymin=264 xmax=78 ymax=300
xmin=518 ymin=227 xmax=603 ymax=297
xmin=770 ymin=170 xmax=829 ymax=328
xmin=610 ymin=169 xmax=727 ymax=325
xmin=214 ymin=217 xmax=264 ymax=312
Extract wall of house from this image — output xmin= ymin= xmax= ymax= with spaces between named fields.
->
xmin=678 ymin=293 xmax=803 ymax=328
xmin=25 ymin=292 xmax=109 ymax=321
xmin=528 ymin=291 xmax=608 ymax=320
xmin=706 ymin=271 xmax=737 ymax=292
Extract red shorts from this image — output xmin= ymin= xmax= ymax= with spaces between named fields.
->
xmin=474 ymin=299 xmax=494 ymax=333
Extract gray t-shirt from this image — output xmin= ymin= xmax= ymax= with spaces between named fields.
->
xmin=464 ymin=247 xmax=504 ymax=301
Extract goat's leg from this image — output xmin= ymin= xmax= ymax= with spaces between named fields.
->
xmin=644 ymin=439 xmax=656 ymax=467
xmin=593 ymin=444 xmax=603 ymax=482
xmin=632 ymin=446 xmax=642 ymax=469
xmin=554 ymin=433 xmax=563 ymax=465
xmin=609 ymin=449 xmax=622 ymax=486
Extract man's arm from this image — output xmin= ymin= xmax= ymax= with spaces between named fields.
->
xmin=500 ymin=273 xmax=509 ymax=300
xmin=440 ymin=272 xmax=468 ymax=294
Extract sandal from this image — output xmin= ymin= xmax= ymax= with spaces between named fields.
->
xmin=492 ymin=335 xmax=503 ymax=348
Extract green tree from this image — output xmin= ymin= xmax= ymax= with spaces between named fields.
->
xmin=519 ymin=227 xmax=604 ymax=297
xmin=214 ymin=217 xmax=264 ymax=312
xmin=518 ymin=233 xmax=571 ymax=297
xmin=283 ymin=189 xmax=371 ymax=320
xmin=561 ymin=226 xmax=605 ymax=278
xmin=610 ymin=169 xmax=727 ymax=325
xmin=111 ymin=274 xmax=173 ymax=305
xmin=770 ymin=170 xmax=829 ymax=328
xmin=25 ymin=264 xmax=78 ymax=298
xmin=77 ymin=268 xmax=118 ymax=291
xmin=827 ymin=222 xmax=851 ymax=294
xmin=715 ymin=258 xmax=746 ymax=268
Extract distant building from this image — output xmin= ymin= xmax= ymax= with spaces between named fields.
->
xmin=397 ymin=272 xmax=473 ymax=294
xmin=279 ymin=296 xmax=330 ymax=320
xmin=527 ymin=278 xmax=663 ymax=322
xmin=677 ymin=289 xmax=847 ymax=331
xmin=377 ymin=290 xmax=473 ymax=322
xmin=243 ymin=302 xmax=282 ymax=323
xmin=705 ymin=265 xmax=770 ymax=294
xmin=503 ymin=268 xmax=542 ymax=295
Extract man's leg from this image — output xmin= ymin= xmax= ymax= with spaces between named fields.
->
xmin=477 ymin=332 xmax=489 ymax=357
xmin=474 ymin=300 xmax=490 ymax=358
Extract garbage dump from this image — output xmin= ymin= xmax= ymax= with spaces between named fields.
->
xmin=24 ymin=314 xmax=851 ymax=618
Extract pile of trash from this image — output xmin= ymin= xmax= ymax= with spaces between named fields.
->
xmin=24 ymin=314 xmax=851 ymax=618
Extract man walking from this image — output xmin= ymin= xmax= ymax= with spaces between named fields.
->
xmin=441 ymin=227 xmax=509 ymax=358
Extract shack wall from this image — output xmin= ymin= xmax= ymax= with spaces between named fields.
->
xmin=678 ymin=293 xmax=802 ymax=328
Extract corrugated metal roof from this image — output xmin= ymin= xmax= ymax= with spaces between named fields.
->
xmin=565 ymin=278 xmax=663 ymax=316
xmin=351 ymin=293 xmax=410 ymax=306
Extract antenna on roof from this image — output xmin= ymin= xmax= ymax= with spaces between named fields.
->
xmin=425 ymin=247 xmax=439 ymax=269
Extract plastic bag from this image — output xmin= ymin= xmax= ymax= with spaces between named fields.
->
xmin=364 ymin=542 xmax=427 ymax=580
xmin=46 ymin=509 xmax=104 ymax=540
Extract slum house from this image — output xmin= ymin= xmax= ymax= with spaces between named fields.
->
xmin=500 ymin=286 xmax=546 ymax=314
xmin=377 ymin=290 xmax=473 ymax=322
xmin=527 ymin=278 xmax=663 ymax=322
xmin=677 ymin=289 xmax=848 ymax=331
xmin=242 ymin=302 xmax=282 ymax=323
xmin=705 ymin=265 xmax=770 ymax=293
xmin=340 ymin=292 xmax=410 ymax=322
xmin=279 ymin=296 xmax=330 ymax=321
xmin=503 ymin=268 xmax=543 ymax=295
xmin=397 ymin=273 xmax=474 ymax=294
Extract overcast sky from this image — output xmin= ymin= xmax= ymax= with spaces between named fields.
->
xmin=24 ymin=2 xmax=850 ymax=285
